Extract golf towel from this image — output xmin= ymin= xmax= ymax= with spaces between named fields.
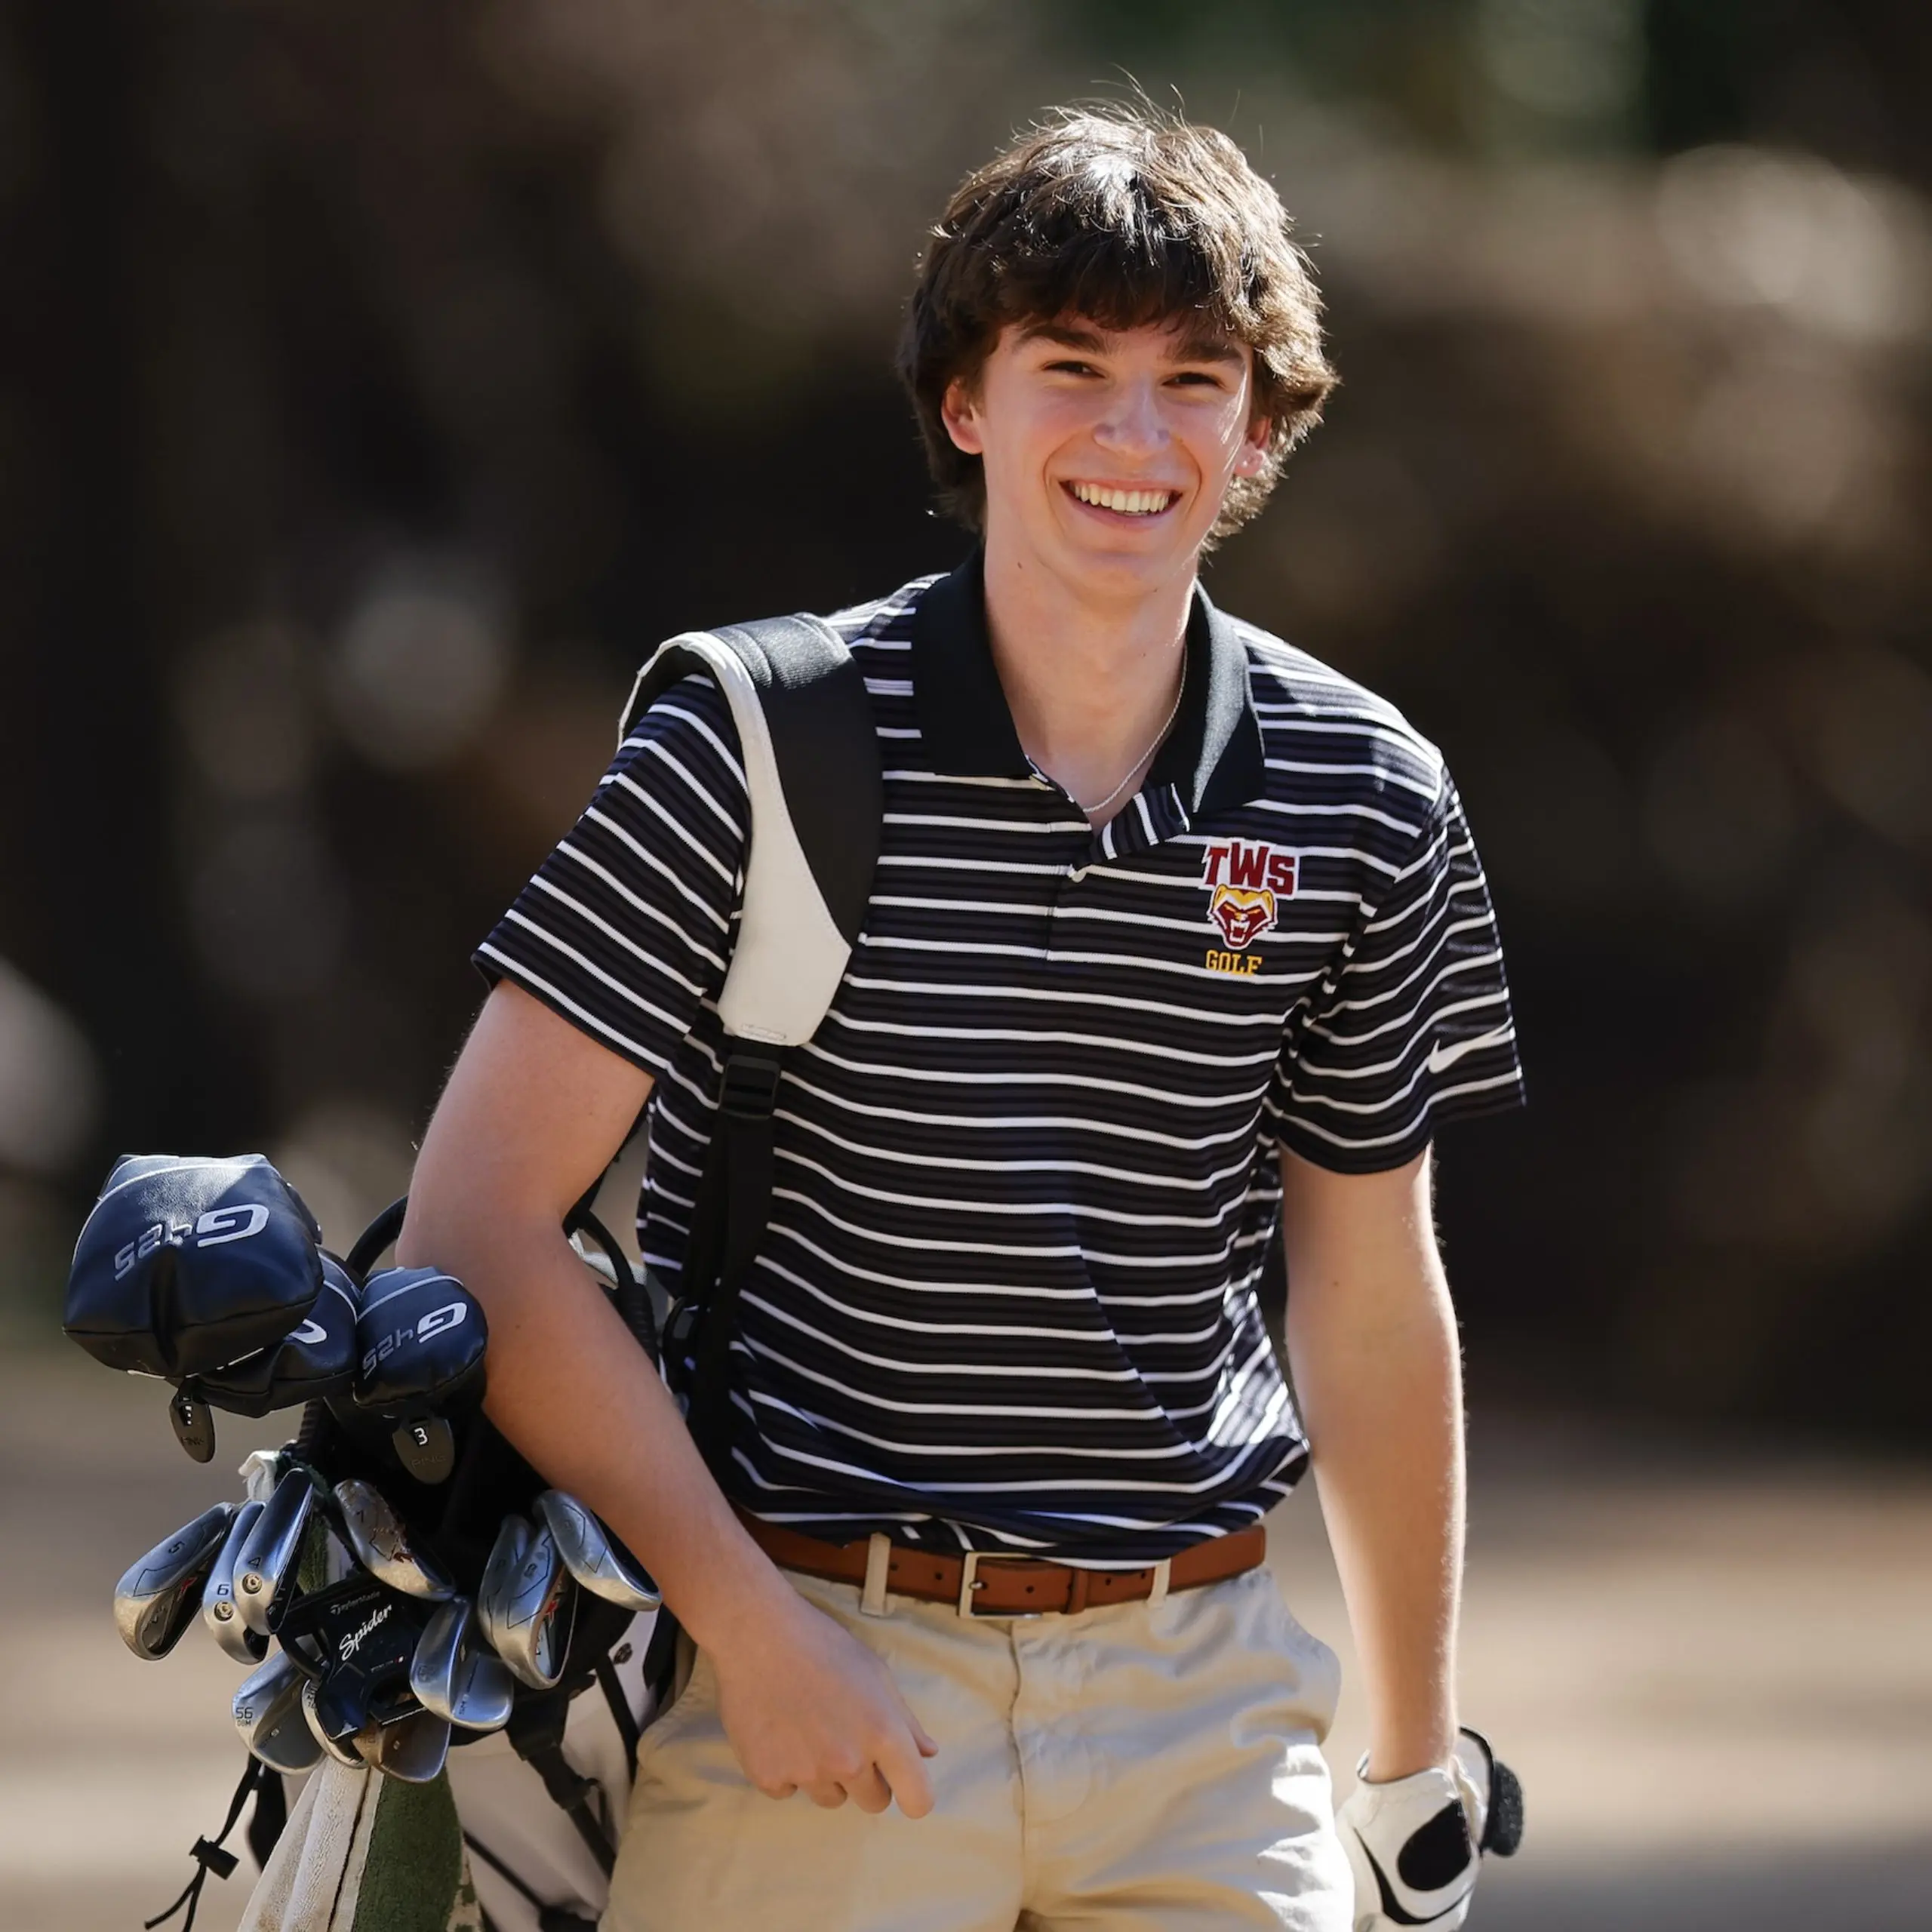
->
xmin=240 ymin=1760 xmax=481 ymax=1932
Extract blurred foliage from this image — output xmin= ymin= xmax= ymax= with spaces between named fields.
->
xmin=2 ymin=0 xmax=1930 ymax=1445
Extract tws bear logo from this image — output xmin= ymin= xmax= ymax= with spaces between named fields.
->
xmin=1201 ymin=839 xmax=1297 ymax=969
xmin=1208 ymin=885 xmax=1277 ymax=950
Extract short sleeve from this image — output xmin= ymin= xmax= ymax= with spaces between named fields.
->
xmin=1266 ymin=774 xmax=1524 ymax=1173
xmin=474 ymin=672 xmax=747 ymax=1075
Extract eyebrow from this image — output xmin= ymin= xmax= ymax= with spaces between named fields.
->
xmin=1017 ymin=320 xmax=1247 ymax=368
xmin=1018 ymin=321 xmax=1109 ymax=353
xmin=1171 ymin=331 xmax=1247 ymax=368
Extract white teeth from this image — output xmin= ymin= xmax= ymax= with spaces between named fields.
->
xmin=1072 ymin=482 xmax=1172 ymax=515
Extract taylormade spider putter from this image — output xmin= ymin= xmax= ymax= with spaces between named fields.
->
xmin=279 ymin=1568 xmax=431 ymax=1751
xmin=332 ymin=1478 xmax=454 ymax=1601
xmin=478 ymin=1512 xmax=575 ymax=1690
xmin=232 ymin=1647 xmax=323 ymax=1774
xmin=536 ymin=1489 xmax=662 ymax=1613
xmin=200 ymin=1499 xmax=269 ymax=1663
xmin=114 ymin=1504 xmax=235 ymax=1660
xmin=410 ymin=1595 xmax=514 ymax=1732
xmin=361 ymin=1706 xmax=452 ymax=1783
xmin=234 ymin=1466 xmax=315 ymax=1635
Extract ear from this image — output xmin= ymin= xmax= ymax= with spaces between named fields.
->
xmin=940 ymin=376 xmax=985 ymax=457
xmin=1232 ymin=414 xmax=1273 ymax=479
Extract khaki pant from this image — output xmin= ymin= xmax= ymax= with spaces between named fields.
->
xmin=603 ymin=1563 xmax=1351 ymax=1931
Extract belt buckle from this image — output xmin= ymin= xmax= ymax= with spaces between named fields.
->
xmin=956 ymin=1549 xmax=986 ymax=1617
xmin=955 ymin=1549 xmax=1052 ymax=1619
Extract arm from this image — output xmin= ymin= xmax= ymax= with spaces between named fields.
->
xmin=399 ymin=980 xmax=936 ymax=1814
xmin=1278 ymin=1143 xmax=1461 ymax=1781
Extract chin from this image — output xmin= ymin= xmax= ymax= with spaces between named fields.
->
xmin=1056 ymin=531 xmax=1191 ymax=595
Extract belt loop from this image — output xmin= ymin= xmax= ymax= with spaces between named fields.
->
xmin=860 ymin=1533 xmax=891 ymax=1618
xmin=956 ymin=1549 xmax=981 ymax=1617
xmin=1147 ymin=1558 xmax=1172 ymax=1609
xmin=1063 ymin=1567 xmax=1091 ymax=1616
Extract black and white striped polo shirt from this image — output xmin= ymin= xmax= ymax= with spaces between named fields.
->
xmin=478 ymin=556 xmax=1522 ymax=1560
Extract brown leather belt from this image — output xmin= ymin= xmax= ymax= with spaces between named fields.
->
xmin=740 ymin=1515 xmax=1266 ymax=1617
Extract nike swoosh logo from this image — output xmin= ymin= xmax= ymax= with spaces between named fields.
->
xmin=1362 ymin=1842 xmax=1475 ymax=1928
xmin=1427 ymin=1032 xmax=1499 ymax=1076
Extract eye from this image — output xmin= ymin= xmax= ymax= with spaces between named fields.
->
xmin=1169 ymin=369 xmax=1228 ymax=389
xmin=1045 ymin=358 xmax=1100 ymax=377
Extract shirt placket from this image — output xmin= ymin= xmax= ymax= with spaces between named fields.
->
xmin=1041 ymin=781 xmax=1194 ymax=958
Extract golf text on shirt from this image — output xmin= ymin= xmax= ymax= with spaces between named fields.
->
xmin=475 ymin=560 xmax=1523 ymax=1562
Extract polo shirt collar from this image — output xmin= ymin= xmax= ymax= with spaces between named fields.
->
xmin=909 ymin=552 xmax=1266 ymax=821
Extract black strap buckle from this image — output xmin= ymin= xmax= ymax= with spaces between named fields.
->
xmin=719 ymin=1048 xmax=783 ymax=1119
xmin=665 ymin=1298 xmax=702 ymax=1354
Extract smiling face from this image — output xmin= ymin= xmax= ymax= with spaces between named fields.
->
xmin=940 ymin=318 xmax=1273 ymax=605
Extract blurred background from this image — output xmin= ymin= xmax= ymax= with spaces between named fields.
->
xmin=2 ymin=1 xmax=1928 ymax=1927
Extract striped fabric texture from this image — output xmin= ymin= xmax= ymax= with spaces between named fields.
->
xmin=477 ymin=559 xmax=1522 ymax=1559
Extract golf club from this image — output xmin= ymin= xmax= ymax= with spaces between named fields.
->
xmin=278 ymin=1566 xmax=435 ymax=1755
xmin=536 ymin=1489 xmax=662 ymax=1613
xmin=234 ymin=1466 xmax=316 ymax=1635
xmin=232 ymin=1647 xmax=323 ymax=1774
xmin=478 ymin=1512 xmax=575 ymax=1690
xmin=200 ymin=1499 xmax=269 ymax=1663
xmin=352 ymin=1266 xmax=487 ymax=1486
xmin=114 ymin=1504 xmax=235 ymax=1660
xmin=410 ymin=1595 xmax=515 ymax=1733
xmin=300 ymin=1675 xmax=363 ymax=1767
xmin=332 ymin=1478 xmax=455 ymax=1601
xmin=361 ymin=1706 xmax=453 ymax=1783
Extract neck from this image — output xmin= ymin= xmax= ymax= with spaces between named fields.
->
xmin=980 ymin=525 xmax=1195 ymax=828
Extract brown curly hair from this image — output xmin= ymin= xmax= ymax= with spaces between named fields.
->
xmin=897 ymin=105 xmax=1337 ymax=543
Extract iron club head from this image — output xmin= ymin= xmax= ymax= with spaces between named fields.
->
xmin=361 ymin=1706 xmax=452 ymax=1783
xmin=300 ymin=1675 xmax=365 ymax=1767
xmin=536 ymin=1490 xmax=662 ymax=1613
xmin=234 ymin=1466 xmax=315 ymax=1635
xmin=410 ymin=1595 xmax=515 ymax=1733
xmin=232 ymin=1647 xmax=322 ymax=1774
xmin=331 ymin=1478 xmax=455 ymax=1601
xmin=114 ymin=1504 xmax=235 ymax=1660
xmin=476 ymin=1510 xmax=528 ymax=1648
xmin=201 ymin=1500 xmax=269 ymax=1663
xmin=477 ymin=1512 xmax=575 ymax=1690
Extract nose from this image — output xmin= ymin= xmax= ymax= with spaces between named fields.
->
xmin=1092 ymin=375 xmax=1168 ymax=460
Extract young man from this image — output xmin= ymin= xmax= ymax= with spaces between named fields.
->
xmin=401 ymin=108 xmax=1522 ymax=1930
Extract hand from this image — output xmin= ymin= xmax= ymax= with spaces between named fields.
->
xmin=708 ymin=1586 xmax=940 ymax=1817
xmin=1337 ymin=1728 xmax=1523 ymax=1932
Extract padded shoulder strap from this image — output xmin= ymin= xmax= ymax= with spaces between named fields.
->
xmin=619 ymin=614 xmax=881 ymax=1046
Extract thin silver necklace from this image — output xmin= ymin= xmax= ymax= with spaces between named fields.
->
xmin=1069 ymin=661 xmax=1186 ymax=820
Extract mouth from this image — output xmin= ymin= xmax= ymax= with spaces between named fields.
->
xmin=1063 ymin=480 xmax=1181 ymax=520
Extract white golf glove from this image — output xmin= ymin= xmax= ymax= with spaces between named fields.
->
xmin=1337 ymin=1727 xmax=1522 ymax=1932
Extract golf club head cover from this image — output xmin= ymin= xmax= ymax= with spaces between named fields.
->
xmin=197 ymin=1254 xmax=362 ymax=1417
xmin=353 ymin=1266 xmax=488 ymax=1425
xmin=65 ymin=1154 xmax=324 ymax=1378
xmin=1337 ymin=1728 xmax=1522 ymax=1932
